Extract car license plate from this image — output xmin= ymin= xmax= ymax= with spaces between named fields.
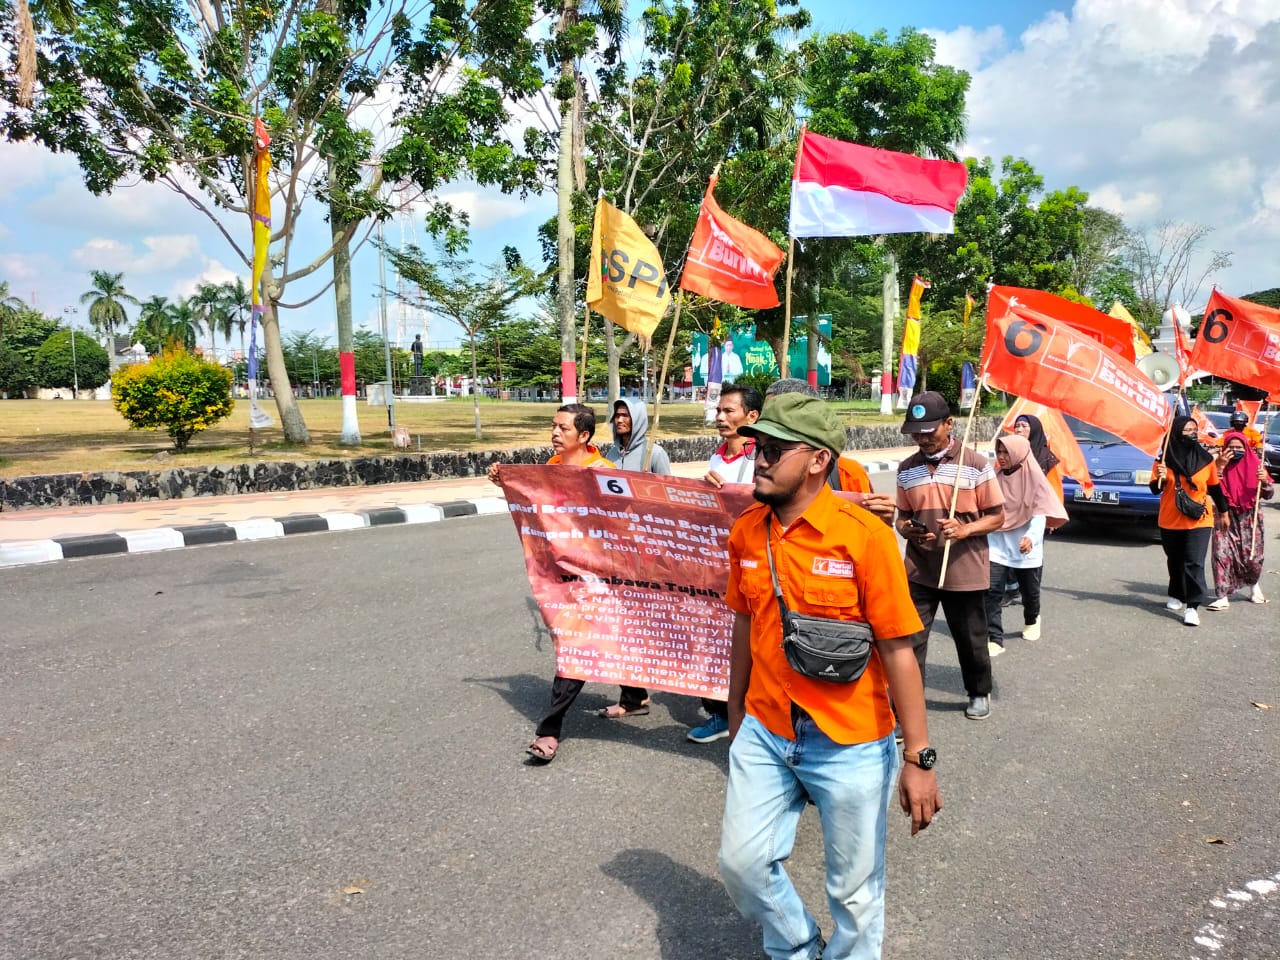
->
xmin=1074 ymin=489 xmax=1120 ymax=504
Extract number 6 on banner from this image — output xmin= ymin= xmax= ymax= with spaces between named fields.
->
xmin=598 ymin=474 xmax=633 ymax=498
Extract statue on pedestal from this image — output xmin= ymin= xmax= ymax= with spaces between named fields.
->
xmin=411 ymin=334 xmax=424 ymax=377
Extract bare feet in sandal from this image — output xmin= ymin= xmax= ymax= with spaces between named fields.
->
xmin=596 ymin=702 xmax=650 ymax=719
xmin=526 ymin=736 xmax=558 ymax=763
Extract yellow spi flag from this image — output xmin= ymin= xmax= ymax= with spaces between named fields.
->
xmin=586 ymin=198 xmax=671 ymax=338
xmin=1108 ymin=299 xmax=1154 ymax=357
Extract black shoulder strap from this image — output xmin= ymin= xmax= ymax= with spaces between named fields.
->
xmin=826 ymin=458 xmax=841 ymax=491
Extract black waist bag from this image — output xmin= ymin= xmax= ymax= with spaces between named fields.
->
xmin=1173 ymin=479 xmax=1206 ymax=521
xmin=767 ymin=520 xmax=873 ymax=684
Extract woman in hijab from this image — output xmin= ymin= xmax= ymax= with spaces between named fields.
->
xmin=1013 ymin=414 xmax=1063 ymax=502
xmin=986 ymin=435 xmax=1069 ymax=655
xmin=1149 ymin=415 xmax=1230 ymax=626
xmin=1206 ymin=430 xmax=1273 ymax=608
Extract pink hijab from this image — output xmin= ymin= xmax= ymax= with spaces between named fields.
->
xmin=995 ymin=435 xmax=1070 ymax=532
xmin=1218 ymin=430 xmax=1263 ymax=511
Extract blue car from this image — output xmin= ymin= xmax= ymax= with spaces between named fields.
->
xmin=1059 ymin=415 xmax=1162 ymax=524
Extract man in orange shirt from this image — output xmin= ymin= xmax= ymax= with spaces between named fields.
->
xmin=719 ymin=393 xmax=940 ymax=960
xmin=489 ymin=404 xmax=646 ymax=763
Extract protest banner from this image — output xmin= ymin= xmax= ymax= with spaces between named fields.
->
xmin=1189 ymin=290 xmax=1280 ymax=395
xmin=500 ymin=466 xmax=755 ymax=699
xmin=980 ymin=306 xmax=1172 ymax=455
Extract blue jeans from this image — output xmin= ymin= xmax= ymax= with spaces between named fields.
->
xmin=719 ymin=713 xmax=898 ymax=960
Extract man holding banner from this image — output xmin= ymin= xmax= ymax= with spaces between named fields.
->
xmin=719 ymin=393 xmax=940 ymax=960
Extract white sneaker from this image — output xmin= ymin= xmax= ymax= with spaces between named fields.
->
xmin=1183 ymin=607 xmax=1200 ymax=627
xmin=1021 ymin=618 xmax=1041 ymax=641
xmin=988 ymin=641 xmax=1005 ymax=657
xmin=1165 ymin=598 xmax=1185 ymax=611
xmin=1250 ymin=584 xmax=1268 ymax=604
xmin=1205 ymin=597 xmax=1229 ymax=611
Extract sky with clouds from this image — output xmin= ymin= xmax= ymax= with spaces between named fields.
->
xmin=2 ymin=0 xmax=1277 ymax=352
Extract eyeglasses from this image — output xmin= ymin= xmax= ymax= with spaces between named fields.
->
xmin=748 ymin=440 xmax=809 ymax=465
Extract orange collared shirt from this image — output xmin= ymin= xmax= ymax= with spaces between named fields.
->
xmin=546 ymin=445 xmax=613 ymax=468
xmin=1153 ymin=460 xmax=1219 ymax=530
xmin=726 ymin=485 xmax=923 ymax=745
xmin=836 ymin=455 xmax=873 ymax=494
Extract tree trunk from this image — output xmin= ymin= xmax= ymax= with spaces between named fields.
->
xmin=555 ymin=0 xmax=580 ymax=403
xmin=880 ymin=251 xmax=899 ymax=414
xmin=262 ymin=291 xmax=309 ymax=443
xmin=332 ymin=215 xmax=360 ymax=445
xmin=469 ymin=330 xmax=482 ymax=440
xmin=768 ymin=336 xmax=788 ymax=380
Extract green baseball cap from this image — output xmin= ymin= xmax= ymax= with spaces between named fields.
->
xmin=739 ymin=392 xmax=847 ymax=458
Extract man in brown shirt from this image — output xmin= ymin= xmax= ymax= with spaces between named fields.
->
xmin=894 ymin=392 xmax=1005 ymax=720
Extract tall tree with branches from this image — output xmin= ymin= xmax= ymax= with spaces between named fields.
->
xmin=3 ymin=1 xmax=545 ymax=442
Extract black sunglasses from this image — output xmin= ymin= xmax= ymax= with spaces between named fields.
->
xmin=748 ymin=439 xmax=809 ymax=465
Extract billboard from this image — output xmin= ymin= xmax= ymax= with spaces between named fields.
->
xmin=690 ymin=315 xmax=832 ymax=386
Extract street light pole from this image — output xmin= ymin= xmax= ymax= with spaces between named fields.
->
xmin=377 ymin=219 xmax=395 ymax=430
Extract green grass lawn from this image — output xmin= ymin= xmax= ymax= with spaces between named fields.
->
xmin=0 ymin=395 xmax=914 ymax=478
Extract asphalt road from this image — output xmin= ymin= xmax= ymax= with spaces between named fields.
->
xmin=2 ymin=497 xmax=1278 ymax=960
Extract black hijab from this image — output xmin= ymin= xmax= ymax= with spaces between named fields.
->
xmin=1014 ymin=414 xmax=1060 ymax=474
xmin=1164 ymin=415 xmax=1213 ymax=487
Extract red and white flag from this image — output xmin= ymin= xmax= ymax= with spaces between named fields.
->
xmin=681 ymin=175 xmax=784 ymax=309
xmin=789 ymin=129 xmax=968 ymax=238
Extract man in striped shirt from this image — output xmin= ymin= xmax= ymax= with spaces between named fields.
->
xmin=894 ymin=392 xmax=1005 ymax=721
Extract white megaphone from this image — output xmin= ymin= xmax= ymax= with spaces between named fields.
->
xmin=1137 ymin=351 xmax=1181 ymax=390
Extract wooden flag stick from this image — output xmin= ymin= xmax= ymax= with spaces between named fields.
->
xmin=578 ymin=305 xmax=591 ymax=401
xmin=643 ymin=290 xmax=685 ymax=472
xmin=1249 ymin=400 xmax=1268 ymax=559
xmin=938 ymin=376 xmax=985 ymax=588
xmin=781 ymin=237 xmax=795 ymax=378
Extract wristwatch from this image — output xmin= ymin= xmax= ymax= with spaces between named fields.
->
xmin=903 ymin=747 xmax=937 ymax=770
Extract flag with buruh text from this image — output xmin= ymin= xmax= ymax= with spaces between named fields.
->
xmin=980 ymin=301 xmax=1172 ymax=455
xmin=1189 ymin=290 xmax=1280 ymax=395
xmin=587 ymin=198 xmax=671 ymax=339
xmin=988 ymin=286 xmax=1138 ymax=363
xmin=998 ymin=398 xmax=1094 ymax=495
xmin=789 ymin=129 xmax=968 ymax=238
xmin=681 ymin=175 xmax=784 ymax=309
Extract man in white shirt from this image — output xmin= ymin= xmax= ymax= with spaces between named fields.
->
xmin=703 ymin=384 xmax=763 ymax=489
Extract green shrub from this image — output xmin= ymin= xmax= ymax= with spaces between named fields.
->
xmin=112 ymin=348 xmax=235 ymax=450
xmin=33 ymin=330 xmax=110 ymax=390
xmin=0 ymin=343 xmax=32 ymax=397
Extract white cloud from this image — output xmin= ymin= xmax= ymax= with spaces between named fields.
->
xmin=939 ymin=2 xmax=1280 ymax=307
xmin=926 ymin=24 xmax=1006 ymax=73
xmin=0 ymin=252 xmax=42 ymax=282
xmin=72 ymin=235 xmax=202 ymax=275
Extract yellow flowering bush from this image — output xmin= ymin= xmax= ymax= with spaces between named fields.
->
xmin=112 ymin=347 xmax=235 ymax=450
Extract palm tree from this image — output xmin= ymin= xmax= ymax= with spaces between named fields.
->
xmin=136 ymin=295 xmax=172 ymax=350
xmin=0 ymin=280 xmax=25 ymax=343
xmin=189 ymin=282 xmax=232 ymax=360
xmin=219 ymin=278 xmax=251 ymax=361
xmin=166 ymin=301 xmax=200 ymax=351
xmin=79 ymin=270 xmax=138 ymax=341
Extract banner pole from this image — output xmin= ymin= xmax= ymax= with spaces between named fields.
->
xmin=579 ymin=305 xmax=591 ymax=402
xmin=938 ymin=373 xmax=986 ymax=588
xmin=781 ymin=237 xmax=795 ymax=379
xmin=1249 ymin=400 xmax=1267 ymax=559
xmin=644 ymin=290 xmax=685 ymax=472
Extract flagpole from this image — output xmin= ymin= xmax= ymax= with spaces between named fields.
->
xmin=779 ymin=126 xmax=807 ymax=381
xmin=578 ymin=304 xmax=591 ymax=401
xmin=1250 ymin=400 xmax=1268 ymax=559
xmin=644 ymin=290 xmax=686 ymax=472
xmin=938 ymin=372 xmax=986 ymax=589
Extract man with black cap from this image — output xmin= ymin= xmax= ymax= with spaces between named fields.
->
xmin=719 ymin=392 xmax=941 ymax=960
xmin=895 ymin=391 xmax=1005 ymax=721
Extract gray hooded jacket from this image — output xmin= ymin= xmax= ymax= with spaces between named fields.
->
xmin=602 ymin=397 xmax=671 ymax=474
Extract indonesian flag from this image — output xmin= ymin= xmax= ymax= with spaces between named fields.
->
xmin=1189 ymin=289 xmax=1280 ymax=394
xmin=998 ymin=398 xmax=1094 ymax=495
xmin=980 ymin=306 xmax=1172 ymax=456
xmin=988 ymin=286 xmax=1137 ymax=363
xmin=789 ymin=129 xmax=968 ymax=238
xmin=680 ymin=175 xmax=784 ymax=309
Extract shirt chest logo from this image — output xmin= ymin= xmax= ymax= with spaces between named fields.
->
xmin=812 ymin=558 xmax=853 ymax=577
xmin=740 ymin=559 xmax=759 ymax=569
